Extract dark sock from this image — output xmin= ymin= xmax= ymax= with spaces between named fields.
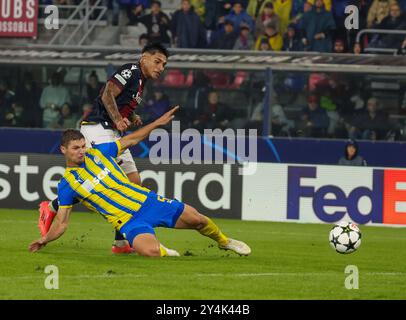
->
xmin=115 ymin=229 xmax=126 ymax=241
xmin=50 ymin=198 xmax=59 ymax=212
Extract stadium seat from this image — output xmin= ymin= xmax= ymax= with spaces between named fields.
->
xmin=184 ymin=71 xmax=194 ymax=87
xmin=228 ymin=71 xmax=248 ymax=89
xmin=161 ymin=69 xmax=186 ymax=87
xmin=204 ymin=71 xmax=231 ymax=89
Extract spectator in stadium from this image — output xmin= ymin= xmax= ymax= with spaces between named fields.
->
xmin=301 ymin=0 xmax=336 ymax=52
xmin=224 ymin=1 xmax=255 ymax=34
xmin=297 ymin=94 xmax=330 ymax=138
xmin=210 ymin=20 xmax=239 ymax=49
xmin=57 ymin=103 xmax=79 ymax=129
xmin=86 ymin=71 xmax=103 ymax=105
xmin=76 ymin=103 xmax=93 ymax=128
xmin=254 ymin=2 xmax=280 ymax=37
xmin=171 ymin=0 xmax=208 ymax=48
xmin=282 ymin=23 xmax=304 ymax=51
xmin=307 ymin=0 xmax=332 ymax=11
xmin=367 ymin=0 xmax=397 ymax=27
xmin=2 ymin=102 xmax=27 ymax=127
xmin=333 ymin=39 xmax=346 ymax=53
xmin=348 ymin=97 xmax=390 ymax=140
xmin=139 ymin=33 xmax=150 ymax=47
xmin=247 ymin=0 xmax=274 ymax=19
xmin=125 ymin=0 xmax=151 ymax=26
xmin=353 ymin=42 xmax=364 ymax=54
xmin=249 ymin=92 xmax=294 ymax=136
xmin=142 ymin=87 xmax=171 ymax=124
xmin=40 ymin=72 xmax=71 ymax=128
xmin=204 ymin=0 xmax=233 ymax=30
xmin=190 ymin=0 xmax=206 ymax=22
xmin=131 ymin=1 xmax=172 ymax=46
xmin=338 ymin=139 xmax=367 ymax=166
xmin=233 ymin=24 xmax=255 ymax=50
xmin=294 ymin=1 xmax=312 ymax=28
xmin=14 ymin=72 xmax=41 ymax=127
xmin=273 ymin=0 xmax=293 ymax=35
xmin=255 ymin=22 xmax=283 ymax=51
xmin=0 ymin=79 xmax=16 ymax=126
xmin=258 ymin=37 xmax=272 ymax=50
xmin=193 ymin=91 xmax=231 ymax=131
xmin=373 ymin=3 xmax=406 ymax=49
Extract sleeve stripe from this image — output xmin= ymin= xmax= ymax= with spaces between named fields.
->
xmin=116 ymin=140 xmax=123 ymax=156
xmin=114 ymin=74 xmax=127 ymax=85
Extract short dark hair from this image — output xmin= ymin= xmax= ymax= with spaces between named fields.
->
xmin=142 ymin=42 xmax=169 ymax=58
xmin=61 ymin=129 xmax=85 ymax=147
xmin=151 ymin=0 xmax=161 ymax=7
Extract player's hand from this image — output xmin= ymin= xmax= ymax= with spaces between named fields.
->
xmin=132 ymin=114 xmax=143 ymax=127
xmin=29 ymin=238 xmax=47 ymax=253
xmin=115 ymin=117 xmax=131 ymax=132
xmin=155 ymin=106 xmax=180 ymax=126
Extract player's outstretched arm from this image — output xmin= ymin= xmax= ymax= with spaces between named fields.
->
xmin=102 ymin=81 xmax=131 ymax=132
xmin=119 ymin=106 xmax=179 ymax=151
xmin=28 ymin=207 xmax=72 ymax=252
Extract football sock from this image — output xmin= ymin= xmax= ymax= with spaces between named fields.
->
xmin=114 ymin=230 xmax=126 ymax=241
xmin=159 ymin=245 xmax=168 ymax=257
xmin=198 ymin=218 xmax=229 ymax=246
xmin=49 ymin=198 xmax=59 ymax=213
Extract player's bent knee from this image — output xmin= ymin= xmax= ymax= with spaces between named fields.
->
xmin=140 ymin=247 xmax=161 ymax=257
xmin=132 ymin=233 xmax=160 ymax=257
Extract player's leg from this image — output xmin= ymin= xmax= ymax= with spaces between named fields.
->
xmin=38 ymin=198 xmax=79 ymax=236
xmin=175 ymin=204 xmax=251 ymax=256
xmin=112 ymin=150 xmax=141 ymax=252
xmin=132 ymin=233 xmax=161 ymax=257
xmin=120 ymin=222 xmax=179 ymax=257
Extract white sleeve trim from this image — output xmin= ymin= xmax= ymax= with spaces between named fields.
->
xmin=114 ymin=73 xmax=127 ymax=85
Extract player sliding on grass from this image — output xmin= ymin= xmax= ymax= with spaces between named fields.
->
xmin=38 ymin=43 xmax=174 ymax=254
xmin=29 ymin=107 xmax=251 ymax=257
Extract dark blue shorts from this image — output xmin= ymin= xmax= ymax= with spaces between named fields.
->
xmin=119 ymin=191 xmax=185 ymax=246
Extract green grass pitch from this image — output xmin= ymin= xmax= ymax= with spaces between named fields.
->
xmin=0 ymin=209 xmax=405 ymax=300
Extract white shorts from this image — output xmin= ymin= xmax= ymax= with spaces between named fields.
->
xmin=80 ymin=123 xmax=138 ymax=174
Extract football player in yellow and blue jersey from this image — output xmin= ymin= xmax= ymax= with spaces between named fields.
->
xmin=29 ymin=107 xmax=251 ymax=257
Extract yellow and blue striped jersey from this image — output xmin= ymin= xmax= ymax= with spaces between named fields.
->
xmin=57 ymin=141 xmax=151 ymax=230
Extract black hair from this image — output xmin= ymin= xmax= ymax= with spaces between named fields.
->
xmin=142 ymin=42 xmax=169 ymax=58
xmin=61 ymin=129 xmax=85 ymax=147
xmin=89 ymin=70 xmax=98 ymax=79
xmin=151 ymin=0 xmax=161 ymax=7
xmin=345 ymin=139 xmax=359 ymax=160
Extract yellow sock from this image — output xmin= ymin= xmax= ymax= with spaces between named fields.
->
xmin=199 ymin=218 xmax=229 ymax=246
xmin=159 ymin=245 xmax=168 ymax=257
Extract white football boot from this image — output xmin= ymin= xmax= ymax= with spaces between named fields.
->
xmin=219 ymin=238 xmax=251 ymax=256
xmin=160 ymin=244 xmax=180 ymax=257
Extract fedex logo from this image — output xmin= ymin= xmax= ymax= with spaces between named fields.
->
xmin=287 ymin=166 xmax=406 ymax=225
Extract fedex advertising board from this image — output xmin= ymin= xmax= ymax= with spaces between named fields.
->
xmin=242 ymin=163 xmax=406 ymax=226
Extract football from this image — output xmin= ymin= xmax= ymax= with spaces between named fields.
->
xmin=329 ymin=221 xmax=362 ymax=254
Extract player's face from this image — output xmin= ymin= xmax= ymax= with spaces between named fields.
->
xmin=142 ymin=52 xmax=167 ymax=80
xmin=61 ymin=138 xmax=87 ymax=166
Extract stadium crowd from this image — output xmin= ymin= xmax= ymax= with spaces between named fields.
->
xmin=40 ymin=0 xmax=406 ymax=53
xmin=0 ymin=66 xmax=404 ymax=142
xmin=1 ymin=0 xmax=404 ymax=141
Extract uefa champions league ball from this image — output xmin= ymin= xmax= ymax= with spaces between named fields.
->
xmin=329 ymin=221 xmax=361 ymax=254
